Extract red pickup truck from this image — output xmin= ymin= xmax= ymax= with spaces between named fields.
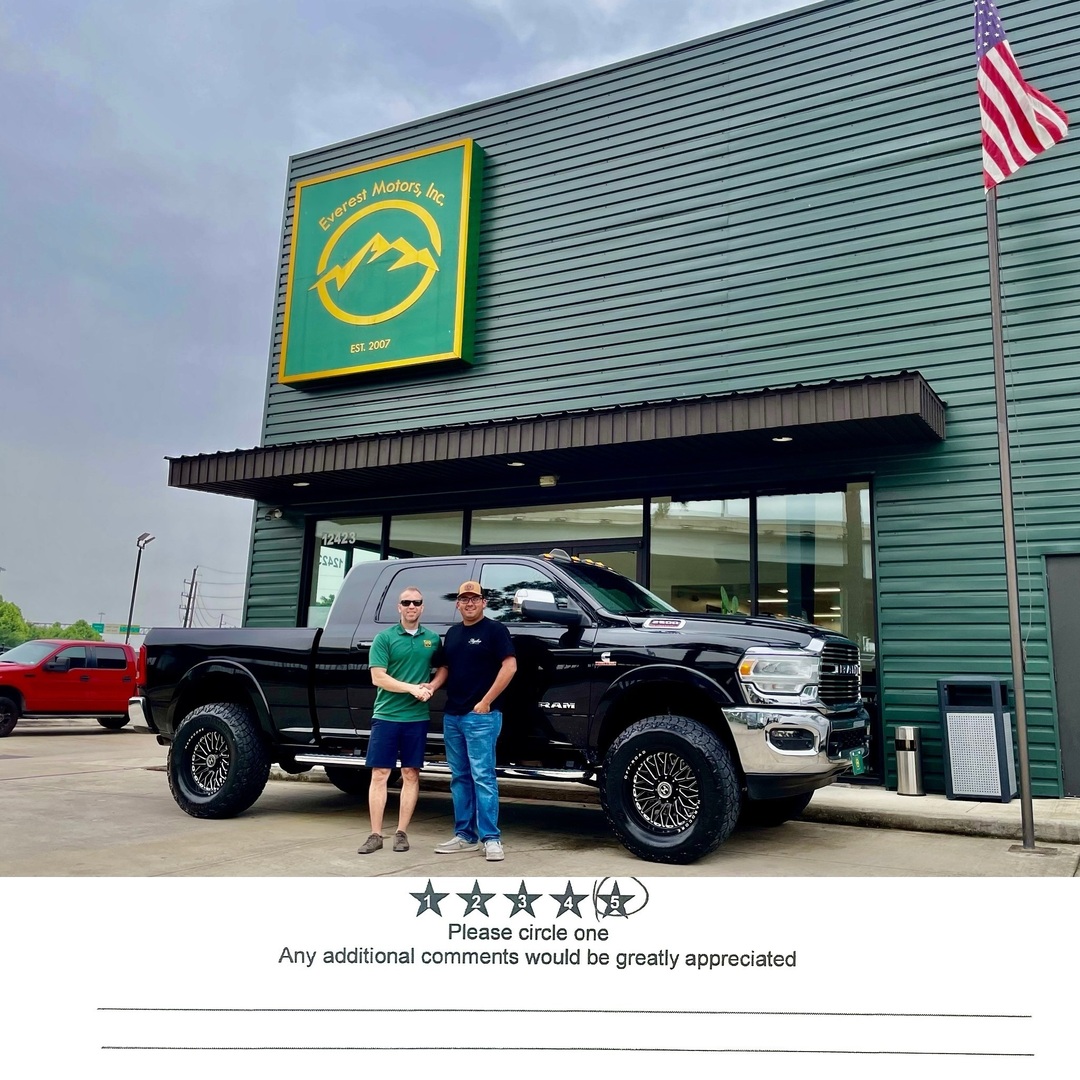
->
xmin=0 ymin=640 xmax=138 ymax=736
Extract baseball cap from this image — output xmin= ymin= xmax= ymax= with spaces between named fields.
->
xmin=456 ymin=581 xmax=484 ymax=599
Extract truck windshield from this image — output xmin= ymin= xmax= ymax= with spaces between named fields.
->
xmin=0 ymin=641 xmax=56 ymax=665
xmin=553 ymin=560 xmax=676 ymax=616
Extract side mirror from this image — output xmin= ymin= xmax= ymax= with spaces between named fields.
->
xmin=520 ymin=599 xmax=585 ymax=627
xmin=513 ymin=588 xmax=556 ymax=612
xmin=43 ymin=657 xmax=71 ymax=672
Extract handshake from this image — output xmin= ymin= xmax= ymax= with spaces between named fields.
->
xmin=412 ymin=683 xmax=434 ymax=702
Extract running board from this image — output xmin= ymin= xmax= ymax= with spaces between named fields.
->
xmin=292 ymin=753 xmax=593 ymax=783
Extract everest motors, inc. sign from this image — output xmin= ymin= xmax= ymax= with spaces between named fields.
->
xmin=278 ymin=139 xmax=484 ymax=383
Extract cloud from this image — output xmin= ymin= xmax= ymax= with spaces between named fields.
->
xmin=0 ymin=0 xmax=801 ymax=629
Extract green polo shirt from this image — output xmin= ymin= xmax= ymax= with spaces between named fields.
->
xmin=370 ymin=622 xmax=441 ymax=723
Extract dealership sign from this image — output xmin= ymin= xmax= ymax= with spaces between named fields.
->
xmin=278 ymin=139 xmax=484 ymax=383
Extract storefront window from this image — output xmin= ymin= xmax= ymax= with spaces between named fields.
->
xmin=756 ymin=484 xmax=874 ymax=653
xmin=650 ymin=498 xmax=751 ymax=613
xmin=389 ymin=511 xmax=464 ymax=558
xmin=308 ymin=516 xmax=382 ymax=626
xmin=470 ymin=500 xmax=644 ymax=548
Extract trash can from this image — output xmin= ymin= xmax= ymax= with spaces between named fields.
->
xmin=938 ymin=677 xmax=1016 ymax=803
xmin=894 ymin=725 xmax=924 ymax=796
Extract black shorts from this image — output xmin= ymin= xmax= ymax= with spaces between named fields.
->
xmin=365 ymin=718 xmax=428 ymax=769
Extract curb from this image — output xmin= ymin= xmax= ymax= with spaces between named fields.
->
xmin=803 ymin=790 xmax=1080 ymax=846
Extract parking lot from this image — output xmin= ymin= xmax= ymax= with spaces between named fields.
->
xmin=1 ymin=719 xmax=1077 ymax=876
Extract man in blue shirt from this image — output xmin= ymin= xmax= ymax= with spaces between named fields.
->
xmin=357 ymin=586 xmax=443 ymax=855
xmin=432 ymin=580 xmax=517 ymax=861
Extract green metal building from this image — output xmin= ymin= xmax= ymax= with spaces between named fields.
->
xmin=167 ymin=0 xmax=1080 ymax=797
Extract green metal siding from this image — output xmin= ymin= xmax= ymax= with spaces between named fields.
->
xmin=248 ymin=0 xmax=1079 ymax=793
xmin=244 ymin=512 xmax=306 ymax=627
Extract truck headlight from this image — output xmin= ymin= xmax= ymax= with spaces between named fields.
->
xmin=737 ymin=649 xmax=820 ymax=704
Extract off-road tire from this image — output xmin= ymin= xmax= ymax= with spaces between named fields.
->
xmin=324 ymin=765 xmax=401 ymax=797
xmin=167 ymin=702 xmax=270 ymax=818
xmin=96 ymin=717 xmax=130 ymax=731
xmin=599 ymin=714 xmax=741 ymax=864
xmin=0 ymin=695 xmax=19 ymax=737
xmin=740 ymin=790 xmax=814 ymax=828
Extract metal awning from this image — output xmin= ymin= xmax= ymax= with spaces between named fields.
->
xmin=167 ymin=371 xmax=945 ymax=505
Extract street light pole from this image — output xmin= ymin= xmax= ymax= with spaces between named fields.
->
xmin=124 ymin=533 xmax=156 ymax=644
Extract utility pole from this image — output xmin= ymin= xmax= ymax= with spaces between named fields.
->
xmin=182 ymin=568 xmax=198 ymax=628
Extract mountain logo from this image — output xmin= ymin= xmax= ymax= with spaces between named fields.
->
xmin=310 ymin=199 xmax=442 ymax=326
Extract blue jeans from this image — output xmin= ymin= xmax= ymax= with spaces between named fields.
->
xmin=443 ymin=711 xmax=502 ymax=843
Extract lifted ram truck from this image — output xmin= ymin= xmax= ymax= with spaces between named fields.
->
xmin=130 ymin=551 xmax=869 ymax=863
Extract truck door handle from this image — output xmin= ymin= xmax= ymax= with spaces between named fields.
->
xmin=355 ymin=642 xmax=373 ymax=649
xmin=79 ymin=675 xmax=91 ymax=681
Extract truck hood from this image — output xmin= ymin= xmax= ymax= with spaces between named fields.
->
xmin=622 ymin=611 xmax=849 ymax=650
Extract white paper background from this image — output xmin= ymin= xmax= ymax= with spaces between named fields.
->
xmin=7 ymin=876 xmax=1072 ymax=1075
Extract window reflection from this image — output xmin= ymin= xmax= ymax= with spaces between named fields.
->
xmin=308 ymin=516 xmax=382 ymax=627
xmin=756 ymin=485 xmax=875 ymax=668
xmin=471 ymin=500 xmax=643 ymax=547
xmin=650 ymin=498 xmax=751 ymax=614
xmin=389 ymin=511 xmax=464 ymax=558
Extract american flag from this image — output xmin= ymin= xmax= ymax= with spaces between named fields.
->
xmin=975 ymin=0 xmax=1068 ymax=190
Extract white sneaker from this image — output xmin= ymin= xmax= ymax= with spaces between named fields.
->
xmin=483 ymin=840 xmax=505 ymax=861
xmin=435 ymin=835 xmax=479 ymax=853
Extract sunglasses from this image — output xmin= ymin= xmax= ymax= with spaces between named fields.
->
xmin=457 ymin=595 xmax=483 ymax=603
xmin=399 ymin=599 xmax=424 ymax=607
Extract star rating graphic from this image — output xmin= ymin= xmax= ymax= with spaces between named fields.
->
xmin=551 ymin=881 xmax=588 ymax=918
xmin=504 ymin=881 xmax=542 ymax=917
xmin=458 ymin=880 xmax=496 ymax=917
xmin=410 ymin=880 xmax=449 ymax=916
xmin=595 ymin=880 xmax=635 ymax=918
xmin=409 ymin=878 xmax=648 ymax=918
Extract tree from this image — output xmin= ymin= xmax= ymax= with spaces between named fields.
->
xmin=0 ymin=596 xmax=32 ymax=648
xmin=0 ymin=597 xmax=102 ymax=647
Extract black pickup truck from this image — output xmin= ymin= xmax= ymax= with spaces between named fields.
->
xmin=130 ymin=551 xmax=870 ymax=863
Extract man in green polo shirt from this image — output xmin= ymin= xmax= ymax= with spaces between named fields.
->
xmin=357 ymin=586 xmax=444 ymax=855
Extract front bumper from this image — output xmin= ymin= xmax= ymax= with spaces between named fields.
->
xmin=723 ymin=705 xmax=870 ymax=799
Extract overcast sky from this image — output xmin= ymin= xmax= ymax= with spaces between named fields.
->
xmin=0 ymin=0 xmax=808 ymax=631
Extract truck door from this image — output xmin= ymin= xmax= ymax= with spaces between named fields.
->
xmin=89 ymin=645 xmax=135 ymax=714
xmin=34 ymin=645 xmax=91 ymax=713
xmin=475 ymin=560 xmax=597 ymax=766
xmin=348 ymin=560 xmax=472 ymax=752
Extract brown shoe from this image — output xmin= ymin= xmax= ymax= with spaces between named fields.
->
xmin=357 ymin=833 xmax=383 ymax=855
xmin=393 ymin=831 xmax=410 ymax=852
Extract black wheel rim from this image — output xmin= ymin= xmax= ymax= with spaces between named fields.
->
xmin=626 ymin=748 xmax=700 ymax=832
xmin=187 ymin=729 xmax=230 ymax=794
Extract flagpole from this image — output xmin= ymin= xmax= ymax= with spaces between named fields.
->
xmin=984 ymin=185 xmax=1036 ymax=850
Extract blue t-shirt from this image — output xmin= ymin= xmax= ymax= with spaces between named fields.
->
xmin=442 ymin=617 xmax=515 ymax=715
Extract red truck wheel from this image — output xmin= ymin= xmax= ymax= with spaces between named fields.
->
xmin=96 ymin=717 xmax=130 ymax=731
xmin=599 ymin=715 xmax=741 ymax=864
xmin=0 ymin=695 xmax=18 ymax=737
xmin=167 ymin=702 xmax=270 ymax=818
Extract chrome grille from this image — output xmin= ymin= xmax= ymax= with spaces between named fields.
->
xmin=819 ymin=642 xmax=861 ymax=706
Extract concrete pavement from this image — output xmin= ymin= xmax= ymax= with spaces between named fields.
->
xmin=274 ymin=763 xmax=1080 ymax=845
xmin=0 ymin=719 xmax=1077 ymax=876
